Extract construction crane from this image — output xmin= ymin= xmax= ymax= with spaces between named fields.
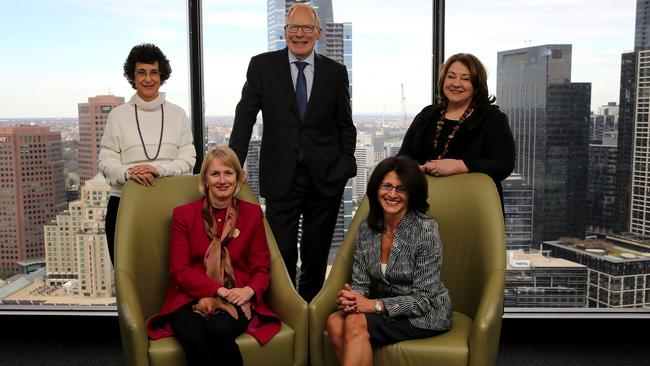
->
xmin=401 ymin=83 xmax=408 ymax=128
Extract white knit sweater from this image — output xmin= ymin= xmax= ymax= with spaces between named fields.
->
xmin=98 ymin=92 xmax=196 ymax=197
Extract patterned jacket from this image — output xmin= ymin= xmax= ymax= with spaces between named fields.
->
xmin=351 ymin=210 xmax=452 ymax=331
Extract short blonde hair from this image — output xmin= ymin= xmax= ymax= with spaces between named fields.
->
xmin=199 ymin=146 xmax=246 ymax=198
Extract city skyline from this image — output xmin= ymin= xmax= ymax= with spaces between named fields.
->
xmin=0 ymin=0 xmax=637 ymax=118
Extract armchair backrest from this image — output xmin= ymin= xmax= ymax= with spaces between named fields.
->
xmin=115 ymin=175 xmax=203 ymax=319
xmin=424 ymin=173 xmax=505 ymax=318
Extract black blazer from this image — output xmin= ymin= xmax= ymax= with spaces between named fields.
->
xmin=398 ymin=102 xmax=515 ymax=204
xmin=230 ymin=48 xmax=357 ymax=199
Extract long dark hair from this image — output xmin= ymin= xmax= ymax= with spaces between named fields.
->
xmin=366 ymin=156 xmax=429 ymax=232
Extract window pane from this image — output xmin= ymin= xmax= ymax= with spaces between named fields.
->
xmin=447 ymin=0 xmax=650 ymax=311
xmin=0 ymin=1 xmax=189 ymax=311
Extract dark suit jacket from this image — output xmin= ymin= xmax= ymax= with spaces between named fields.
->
xmin=351 ymin=211 xmax=452 ymax=331
xmin=146 ymin=198 xmax=280 ymax=345
xmin=230 ymin=48 xmax=357 ymax=199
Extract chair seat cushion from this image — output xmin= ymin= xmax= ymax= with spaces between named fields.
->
xmin=149 ymin=322 xmax=295 ymax=366
xmin=323 ymin=312 xmax=471 ymax=366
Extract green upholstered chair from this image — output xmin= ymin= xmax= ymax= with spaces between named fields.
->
xmin=309 ymin=173 xmax=506 ymax=366
xmin=115 ymin=175 xmax=308 ymax=366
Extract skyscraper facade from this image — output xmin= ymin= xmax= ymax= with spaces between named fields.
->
xmin=629 ymin=50 xmax=650 ymax=236
xmin=77 ymin=95 xmax=124 ymax=185
xmin=0 ymin=126 xmax=66 ymax=273
xmin=635 ymin=0 xmax=650 ymax=50
xmin=497 ymin=45 xmax=591 ymax=246
xmin=44 ymin=174 xmax=113 ymax=298
xmin=615 ymin=52 xmax=637 ymax=233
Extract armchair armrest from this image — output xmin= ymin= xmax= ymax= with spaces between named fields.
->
xmin=468 ymin=269 xmax=505 ymax=366
xmin=266 ymin=237 xmax=309 ymax=366
xmin=116 ymin=270 xmax=150 ymax=366
xmin=308 ymin=248 xmax=355 ymax=366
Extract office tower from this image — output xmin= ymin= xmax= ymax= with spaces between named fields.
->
xmin=587 ymin=136 xmax=617 ymax=234
xmin=331 ymin=179 xmax=353 ymax=247
xmin=44 ymin=174 xmax=113 ymax=298
xmin=352 ymin=144 xmax=374 ymax=202
xmin=77 ymin=95 xmax=124 ymax=185
xmin=497 ymin=45 xmax=590 ymax=246
xmin=503 ymin=174 xmax=533 ymax=250
xmin=615 ymin=52 xmax=637 ymax=233
xmin=0 ymin=126 xmax=66 ymax=273
xmin=323 ymin=22 xmax=353 ymax=96
xmin=629 ymin=50 xmax=650 ymax=236
xmin=635 ymin=0 xmax=650 ymax=50
xmin=245 ymin=139 xmax=262 ymax=198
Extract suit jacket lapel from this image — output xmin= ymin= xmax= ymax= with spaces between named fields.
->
xmin=279 ymin=48 xmax=300 ymax=120
xmin=304 ymin=53 xmax=325 ymax=124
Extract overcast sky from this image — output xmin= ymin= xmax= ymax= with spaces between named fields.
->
xmin=0 ymin=0 xmax=636 ymax=118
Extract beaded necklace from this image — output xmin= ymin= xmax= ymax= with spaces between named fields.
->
xmin=134 ymin=104 xmax=164 ymax=161
xmin=432 ymin=104 xmax=475 ymax=159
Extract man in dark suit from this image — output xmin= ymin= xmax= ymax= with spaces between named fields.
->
xmin=229 ymin=3 xmax=357 ymax=303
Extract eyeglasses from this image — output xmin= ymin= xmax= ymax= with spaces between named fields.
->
xmin=135 ymin=69 xmax=160 ymax=78
xmin=285 ymin=24 xmax=318 ymax=33
xmin=379 ymin=182 xmax=408 ymax=194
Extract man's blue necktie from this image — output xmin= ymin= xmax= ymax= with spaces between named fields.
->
xmin=294 ymin=61 xmax=308 ymax=121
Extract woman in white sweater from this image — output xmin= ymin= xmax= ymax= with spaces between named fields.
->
xmin=99 ymin=43 xmax=196 ymax=264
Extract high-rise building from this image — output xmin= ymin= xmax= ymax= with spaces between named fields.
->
xmin=615 ymin=0 xmax=650 ymax=235
xmin=503 ymin=174 xmax=533 ymax=250
xmin=77 ymin=95 xmax=124 ymax=185
xmin=497 ymin=45 xmax=591 ymax=246
xmin=352 ymin=144 xmax=374 ymax=202
xmin=0 ymin=126 xmax=66 ymax=273
xmin=635 ymin=0 xmax=650 ymax=50
xmin=629 ymin=50 xmax=650 ymax=236
xmin=587 ymin=137 xmax=617 ymax=234
xmin=615 ymin=52 xmax=637 ymax=233
xmin=245 ymin=139 xmax=262 ymax=198
xmin=44 ymin=174 xmax=113 ymax=298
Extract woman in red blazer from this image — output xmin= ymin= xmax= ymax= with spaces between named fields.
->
xmin=146 ymin=146 xmax=280 ymax=366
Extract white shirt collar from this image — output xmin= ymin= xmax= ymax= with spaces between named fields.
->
xmin=288 ymin=49 xmax=316 ymax=66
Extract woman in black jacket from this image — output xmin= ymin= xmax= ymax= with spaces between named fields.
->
xmin=399 ymin=53 xmax=515 ymax=206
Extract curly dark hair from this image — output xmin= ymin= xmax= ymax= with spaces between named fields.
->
xmin=123 ymin=43 xmax=172 ymax=89
xmin=366 ymin=155 xmax=429 ymax=232
xmin=436 ymin=52 xmax=495 ymax=105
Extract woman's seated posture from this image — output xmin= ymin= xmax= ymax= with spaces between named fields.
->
xmin=146 ymin=146 xmax=280 ymax=366
xmin=327 ymin=155 xmax=452 ymax=366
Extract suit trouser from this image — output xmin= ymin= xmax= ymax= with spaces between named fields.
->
xmin=265 ymin=164 xmax=343 ymax=303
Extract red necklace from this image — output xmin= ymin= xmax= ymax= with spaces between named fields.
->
xmin=432 ymin=104 xmax=475 ymax=159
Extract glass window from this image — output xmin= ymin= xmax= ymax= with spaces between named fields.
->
xmin=447 ymin=0 xmax=650 ymax=313
xmin=0 ymin=1 xmax=190 ymax=312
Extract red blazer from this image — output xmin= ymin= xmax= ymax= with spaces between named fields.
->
xmin=146 ymin=197 xmax=281 ymax=344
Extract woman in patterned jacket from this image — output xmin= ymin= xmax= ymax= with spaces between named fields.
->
xmin=326 ymin=155 xmax=452 ymax=366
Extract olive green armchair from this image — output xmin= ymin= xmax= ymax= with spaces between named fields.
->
xmin=309 ymin=173 xmax=506 ymax=366
xmin=115 ymin=175 xmax=308 ymax=366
